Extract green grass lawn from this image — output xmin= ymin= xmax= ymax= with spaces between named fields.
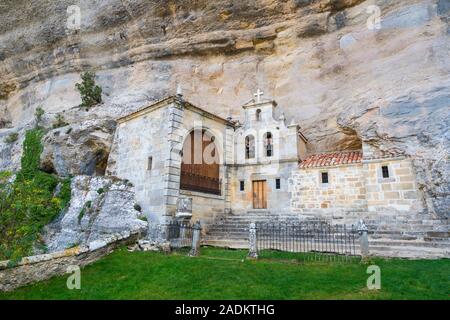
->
xmin=0 ymin=247 xmax=449 ymax=300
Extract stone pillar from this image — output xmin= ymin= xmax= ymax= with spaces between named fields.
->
xmin=163 ymin=101 xmax=184 ymax=218
xmin=158 ymin=219 xmax=170 ymax=243
xmin=189 ymin=221 xmax=202 ymax=257
xmin=357 ymin=219 xmax=369 ymax=260
xmin=224 ymin=125 xmax=234 ymax=214
xmin=175 ymin=197 xmax=193 ymax=222
xmin=248 ymin=222 xmax=258 ymax=259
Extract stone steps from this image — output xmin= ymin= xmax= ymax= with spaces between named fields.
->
xmin=426 ymin=231 xmax=450 ymax=238
xmin=206 ymin=229 xmax=449 ymax=241
xmin=204 ymin=233 xmax=248 ymax=240
xmin=206 ymin=231 xmax=447 ymax=243
xmin=204 ymin=233 xmax=449 ymax=248
xmin=216 ymin=216 xmax=303 ymax=221
xmin=202 ymin=239 xmax=248 ymax=249
xmin=208 ymin=224 xmax=446 ymax=233
xmin=369 ymin=239 xmax=450 ymax=249
xmin=204 ymin=212 xmax=449 ymax=259
xmin=219 ymin=217 xmax=447 ymax=226
xmin=367 ymin=245 xmax=449 ymax=259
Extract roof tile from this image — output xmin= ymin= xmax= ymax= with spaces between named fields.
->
xmin=299 ymin=151 xmax=363 ymax=169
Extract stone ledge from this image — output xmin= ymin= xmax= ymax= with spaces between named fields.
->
xmin=0 ymin=232 xmax=141 ymax=292
xmin=0 ymin=246 xmax=89 ymax=271
xmin=180 ymin=189 xmax=225 ymax=200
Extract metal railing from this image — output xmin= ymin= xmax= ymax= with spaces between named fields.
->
xmin=167 ymin=221 xmax=194 ymax=249
xmin=255 ymin=221 xmax=360 ymax=262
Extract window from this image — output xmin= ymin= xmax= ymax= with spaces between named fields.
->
xmin=147 ymin=157 xmax=153 ymax=170
xmin=264 ymin=132 xmax=273 ymax=157
xmin=275 ymin=178 xmax=281 ymax=190
xmin=240 ymin=180 xmax=245 ymax=191
xmin=256 ymin=109 xmax=261 ymax=121
xmin=382 ymin=166 xmax=390 ymax=178
xmin=245 ymin=135 xmax=255 ymax=159
xmin=321 ymin=172 xmax=329 ymax=184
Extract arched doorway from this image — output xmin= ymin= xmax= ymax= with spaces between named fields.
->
xmin=180 ymin=129 xmax=221 ymax=195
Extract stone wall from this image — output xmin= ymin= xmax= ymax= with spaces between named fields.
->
xmin=364 ymin=158 xmax=424 ymax=214
xmin=108 ymin=101 xmax=173 ymax=222
xmin=180 ymin=190 xmax=225 ymax=227
xmin=0 ymin=233 xmax=140 ymax=292
xmin=290 ymin=163 xmax=367 ymax=222
xmin=290 ymin=157 xmax=426 ymax=223
xmin=108 ymin=96 xmax=232 ymax=224
xmin=230 ymin=162 xmax=296 ymax=214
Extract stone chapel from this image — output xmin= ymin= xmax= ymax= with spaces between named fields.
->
xmin=107 ymin=91 xmax=307 ymax=223
xmin=106 ymin=90 xmax=429 ymax=247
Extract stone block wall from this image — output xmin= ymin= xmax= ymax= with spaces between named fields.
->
xmin=107 ymin=103 xmax=173 ymax=222
xmin=109 ymin=97 xmax=232 ymax=224
xmin=289 ymin=157 xmax=426 ymax=224
xmin=180 ymin=190 xmax=225 ymax=227
xmin=290 ymin=163 xmax=367 ymax=222
xmin=230 ymin=162 xmax=296 ymax=214
xmin=364 ymin=158 xmax=424 ymax=214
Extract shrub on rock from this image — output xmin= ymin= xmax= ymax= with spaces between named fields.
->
xmin=75 ymin=71 xmax=102 ymax=109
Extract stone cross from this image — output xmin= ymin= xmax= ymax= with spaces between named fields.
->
xmin=176 ymin=84 xmax=183 ymax=96
xmin=254 ymin=89 xmax=264 ymax=103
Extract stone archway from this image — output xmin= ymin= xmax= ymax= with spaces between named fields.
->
xmin=180 ymin=129 xmax=221 ymax=195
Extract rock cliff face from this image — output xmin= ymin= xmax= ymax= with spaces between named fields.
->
xmin=40 ymin=119 xmax=116 ymax=176
xmin=0 ymin=0 xmax=448 ymax=217
xmin=43 ymin=175 xmax=147 ymax=253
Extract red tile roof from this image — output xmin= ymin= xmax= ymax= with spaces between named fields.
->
xmin=299 ymin=151 xmax=363 ymax=169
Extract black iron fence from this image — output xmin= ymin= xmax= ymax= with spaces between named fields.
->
xmin=256 ymin=221 xmax=359 ymax=261
xmin=167 ymin=221 xmax=194 ymax=249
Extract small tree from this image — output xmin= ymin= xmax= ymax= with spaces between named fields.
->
xmin=52 ymin=113 xmax=68 ymax=129
xmin=35 ymin=106 xmax=45 ymax=128
xmin=75 ymin=71 xmax=102 ymax=108
xmin=4 ymin=132 xmax=18 ymax=144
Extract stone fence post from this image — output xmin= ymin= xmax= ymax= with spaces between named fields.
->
xmin=189 ymin=221 xmax=202 ymax=257
xmin=357 ymin=219 xmax=369 ymax=260
xmin=158 ymin=222 xmax=169 ymax=242
xmin=248 ymin=222 xmax=258 ymax=259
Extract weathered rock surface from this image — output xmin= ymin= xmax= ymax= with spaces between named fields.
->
xmin=0 ymin=128 xmax=27 ymax=173
xmin=0 ymin=0 xmax=448 ymax=216
xmin=43 ymin=175 xmax=148 ymax=253
xmin=40 ymin=119 xmax=117 ymax=176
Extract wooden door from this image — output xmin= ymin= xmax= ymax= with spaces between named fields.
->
xmin=180 ymin=130 xmax=221 ymax=195
xmin=252 ymin=180 xmax=267 ymax=209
